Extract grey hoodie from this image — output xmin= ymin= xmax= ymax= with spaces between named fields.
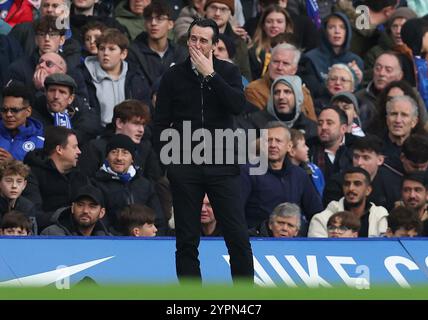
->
xmin=266 ymin=75 xmax=304 ymax=129
xmin=84 ymin=56 xmax=128 ymax=126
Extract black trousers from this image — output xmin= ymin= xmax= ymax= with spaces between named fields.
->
xmin=167 ymin=164 xmax=254 ymax=282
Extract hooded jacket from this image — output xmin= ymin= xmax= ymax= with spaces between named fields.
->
xmin=127 ymin=32 xmax=188 ymax=86
xmin=41 ymin=206 xmax=110 ymax=236
xmin=301 ymin=12 xmax=364 ymax=97
xmin=114 ymin=0 xmax=146 ymax=41
xmin=308 ymin=198 xmax=389 ymax=238
xmin=244 ymin=72 xmax=317 ymax=121
xmin=239 ymin=75 xmax=317 ymax=139
xmin=0 ymin=117 xmax=44 ymax=161
xmin=266 ymin=75 xmax=316 ymax=137
xmin=82 ymin=56 xmax=151 ymax=126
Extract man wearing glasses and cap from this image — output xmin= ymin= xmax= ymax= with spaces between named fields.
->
xmin=41 ymin=184 xmax=110 ymax=236
xmin=32 ymin=73 xmax=101 ymax=142
xmin=0 ymin=83 xmax=44 ymax=162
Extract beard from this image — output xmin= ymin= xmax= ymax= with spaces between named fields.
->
xmin=344 ymin=198 xmax=365 ymax=209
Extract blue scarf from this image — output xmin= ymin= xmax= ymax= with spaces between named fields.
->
xmin=101 ymin=160 xmax=136 ymax=183
xmin=53 ymin=111 xmax=72 ymax=129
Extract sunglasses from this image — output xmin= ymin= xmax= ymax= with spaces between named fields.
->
xmin=0 ymin=106 xmax=28 ymax=114
xmin=38 ymin=58 xmax=64 ymax=71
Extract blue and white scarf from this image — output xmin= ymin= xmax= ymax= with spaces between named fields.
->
xmin=53 ymin=111 xmax=72 ymax=129
xmin=101 ymin=160 xmax=136 ymax=183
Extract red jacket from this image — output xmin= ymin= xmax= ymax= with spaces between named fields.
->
xmin=5 ymin=0 xmax=33 ymax=27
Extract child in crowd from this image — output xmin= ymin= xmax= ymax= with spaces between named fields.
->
xmin=0 ymin=160 xmax=38 ymax=234
xmin=288 ymin=129 xmax=325 ymax=196
xmin=385 ymin=206 xmax=421 ymax=237
xmin=81 ymin=20 xmax=108 ymax=63
xmin=118 ymin=204 xmax=158 ymax=237
xmin=327 ymin=211 xmax=360 ymax=238
xmin=330 ymin=92 xmax=364 ymax=137
xmin=83 ymin=28 xmax=150 ymax=127
xmin=0 ymin=211 xmax=32 ymax=236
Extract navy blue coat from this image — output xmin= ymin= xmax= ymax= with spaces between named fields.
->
xmin=241 ymin=159 xmax=323 ymax=228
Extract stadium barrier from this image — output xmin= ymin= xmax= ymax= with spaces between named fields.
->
xmin=0 ymin=237 xmax=427 ymax=288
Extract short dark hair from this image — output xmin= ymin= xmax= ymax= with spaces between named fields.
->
xmin=112 ymin=100 xmax=151 ymax=129
xmin=43 ymin=126 xmax=76 ymax=156
xmin=387 ymin=206 xmax=422 ymax=234
xmin=34 ymin=15 xmax=66 ymax=36
xmin=352 ymin=135 xmax=384 ymax=155
xmin=402 ymin=134 xmax=428 ymax=164
xmin=343 ymin=167 xmax=372 ymax=185
xmin=0 ymin=211 xmax=32 ymax=234
xmin=118 ymin=204 xmax=156 ymax=236
xmin=187 ymin=18 xmax=219 ymax=44
xmin=402 ymin=171 xmax=428 ymax=188
xmin=2 ymin=83 xmax=32 ymax=107
xmin=0 ymin=160 xmax=30 ymax=179
xmin=363 ymin=0 xmax=398 ymax=12
xmin=327 ymin=211 xmax=361 ymax=232
xmin=143 ymin=0 xmax=172 ymax=19
xmin=96 ymin=28 xmax=129 ymax=51
xmin=321 ymin=106 xmax=348 ymax=126
xmin=81 ymin=20 xmax=108 ymax=39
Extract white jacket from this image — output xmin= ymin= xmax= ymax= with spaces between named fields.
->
xmin=308 ymin=198 xmax=389 ymax=237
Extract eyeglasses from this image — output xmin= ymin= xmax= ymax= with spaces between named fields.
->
xmin=0 ymin=106 xmax=28 ymax=114
xmin=327 ymin=225 xmax=350 ymax=233
xmin=146 ymin=15 xmax=170 ymax=23
xmin=207 ymin=4 xmax=230 ymax=14
xmin=38 ymin=58 xmax=64 ymax=71
xmin=36 ymin=31 xmax=61 ymax=38
xmin=328 ymin=76 xmax=352 ymax=83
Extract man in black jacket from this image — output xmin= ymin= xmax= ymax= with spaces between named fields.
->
xmin=323 ymin=135 xmax=402 ymax=211
xmin=32 ymin=73 xmax=102 ymax=142
xmin=92 ymin=134 xmax=165 ymax=234
xmin=307 ymin=106 xmax=354 ymax=181
xmin=23 ymin=126 xmax=89 ymax=230
xmin=41 ymin=184 xmax=110 ymax=236
xmin=127 ymin=1 xmax=188 ymax=86
xmin=154 ymin=18 xmax=254 ymax=283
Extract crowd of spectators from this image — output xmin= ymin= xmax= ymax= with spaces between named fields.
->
xmin=0 ymin=0 xmax=427 ymax=239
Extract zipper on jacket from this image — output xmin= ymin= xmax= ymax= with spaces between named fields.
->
xmin=200 ymin=81 xmax=208 ymax=163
